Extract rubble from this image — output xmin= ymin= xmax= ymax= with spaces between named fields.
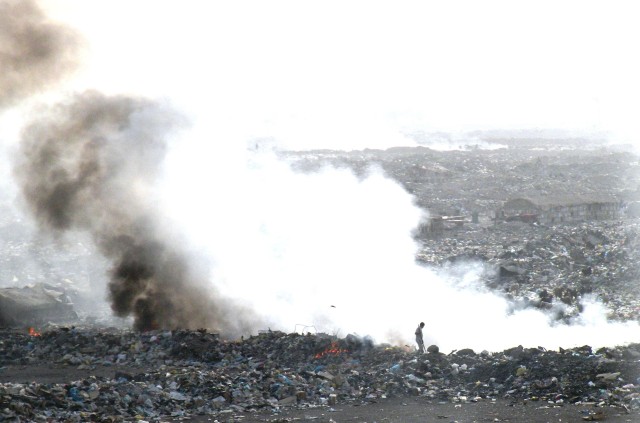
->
xmin=285 ymin=140 xmax=640 ymax=217
xmin=0 ymin=283 xmax=76 ymax=327
xmin=417 ymin=218 xmax=640 ymax=322
xmin=1 ymin=329 xmax=640 ymax=421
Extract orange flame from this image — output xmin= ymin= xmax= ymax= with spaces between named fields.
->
xmin=314 ymin=341 xmax=348 ymax=359
xmin=28 ymin=327 xmax=41 ymax=337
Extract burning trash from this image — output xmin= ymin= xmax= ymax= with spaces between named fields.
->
xmin=314 ymin=341 xmax=349 ymax=359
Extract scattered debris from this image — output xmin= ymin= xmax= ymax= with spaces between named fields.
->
xmin=1 ymin=329 xmax=640 ymax=421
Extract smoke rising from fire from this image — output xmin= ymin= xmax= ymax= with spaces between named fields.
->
xmin=161 ymin=144 xmax=640 ymax=352
xmin=0 ymin=0 xmax=79 ymax=108
xmin=13 ymin=91 xmax=256 ymax=333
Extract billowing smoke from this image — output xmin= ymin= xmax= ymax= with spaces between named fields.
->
xmin=1 ymin=0 xmax=256 ymax=334
xmin=13 ymin=91 xmax=256 ymax=333
xmin=0 ymin=0 xmax=79 ymax=108
xmin=160 ymin=144 xmax=640 ymax=352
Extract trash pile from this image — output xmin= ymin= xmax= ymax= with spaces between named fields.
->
xmin=287 ymin=143 xmax=640 ymax=323
xmin=417 ymin=218 xmax=640 ymax=322
xmin=1 ymin=329 xmax=640 ymax=421
xmin=285 ymin=141 xmax=640 ymax=216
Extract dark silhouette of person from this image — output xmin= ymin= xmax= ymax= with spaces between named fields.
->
xmin=415 ymin=322 xmax=425 ymax=354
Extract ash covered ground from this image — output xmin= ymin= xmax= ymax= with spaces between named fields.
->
xmin=2 ymin=141 xmax=640 ymax=421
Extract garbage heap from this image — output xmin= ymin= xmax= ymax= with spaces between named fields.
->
xmin=417 ymin=218 xmax=640 ymax=322
xmin=2 ymin=329 xmax=640 ymax=421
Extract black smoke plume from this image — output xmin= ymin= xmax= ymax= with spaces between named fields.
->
xmin=14 ymin=91 xmax=255 ymax=333
xmin=0 ymin=0 xmax=79 ymax=108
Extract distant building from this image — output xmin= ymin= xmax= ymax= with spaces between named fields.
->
xmin=501 ymin=196 xmax=623 ymax=225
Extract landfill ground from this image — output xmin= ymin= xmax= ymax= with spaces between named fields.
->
xmin=6 ymin=359 xmax=637 ymax=423
xmin=0 ymin=356 xmax=638 ymax=423
xmin=3 ymin=141 xmax=640 ymax=421
xmin=223 ymin=397 xmax=636 ymax=423
xmin=4 ymin=354 xmax=637 ymax=423
xmin=2 ymin=328 xmax=640 ymax=422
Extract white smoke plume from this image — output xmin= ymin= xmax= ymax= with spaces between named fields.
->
xmin=160 ymin=139 xmax=640 ymax=352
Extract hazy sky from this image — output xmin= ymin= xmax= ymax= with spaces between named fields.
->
xmin=38 ymin=0 xmax=640 ymax=150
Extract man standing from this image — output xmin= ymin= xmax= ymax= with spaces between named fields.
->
xmin=415 ymin=322 xmax=425 ymax=354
